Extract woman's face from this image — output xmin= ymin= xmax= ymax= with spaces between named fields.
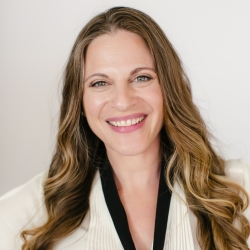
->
xmin=83 ymin=30 xmax=164 ymax=157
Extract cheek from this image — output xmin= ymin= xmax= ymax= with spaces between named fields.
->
xmin=82 ymin=95 xmax=102 ymax=138
xmin=83 ymin=92 xmax=108 ymax=121
xmin=148 ymin=88 xmax=164 ymax=126
xmin=83 ymin=94 xmax=98 ymax=115
xmin=147 ymin=86 xmax=164 ymax=112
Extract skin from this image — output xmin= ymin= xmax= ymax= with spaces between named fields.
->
xmin=83 ymin=30 xmax=164 ymax=250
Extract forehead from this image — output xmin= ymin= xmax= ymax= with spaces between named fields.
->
xmin=84 ymin=30 xmax=154 ymax=74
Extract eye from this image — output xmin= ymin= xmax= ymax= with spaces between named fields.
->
xmin=90 ymin=81 xmax=107 ymax=88
xmin=134 ymin=75 xmax=152 ymax=82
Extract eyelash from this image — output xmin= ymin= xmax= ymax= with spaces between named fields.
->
xmin=89 ymin=75 xmax=152 ymax=88
xmin=134 ymin=75 xmax=152 ymax=82
xmin=90 ymin=81 xmax=107 ymax=88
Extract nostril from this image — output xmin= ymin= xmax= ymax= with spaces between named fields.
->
xmin=110 ymin=90 xmax=137 ymax=110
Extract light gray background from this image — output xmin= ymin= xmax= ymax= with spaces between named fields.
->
xmin=1 ymin=0 xmax=250 ymax=195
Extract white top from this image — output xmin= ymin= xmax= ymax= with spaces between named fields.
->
xmin=0 ymin=159 xmax=250 ymax=250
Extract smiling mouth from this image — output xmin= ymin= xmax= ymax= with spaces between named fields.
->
xmin=107 ymin=115 xmax=147 ymax=127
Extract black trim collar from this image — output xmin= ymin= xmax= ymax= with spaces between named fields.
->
xmin=100 ymin=159 xmax=171 ymax=250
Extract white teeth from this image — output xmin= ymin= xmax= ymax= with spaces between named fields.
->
xmin=132 ymin=119 xmax=136 ymax=125
xmin=120 ymin=121 xmax=126 ymax=126
xmin=126 ymin=120 xmax=131 ymax=126
xmin=108 ymin=116 xmax=145 ymax=127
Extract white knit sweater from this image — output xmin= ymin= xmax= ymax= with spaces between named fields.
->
xmin=0 ymin=159 xmax=250 ymax=249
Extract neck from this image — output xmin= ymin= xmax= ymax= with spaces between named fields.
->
xmin=106 ymin=141 xmax=161 ymax=192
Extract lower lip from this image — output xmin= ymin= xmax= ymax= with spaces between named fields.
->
xmin=107 ymin=116 xmax=147 ymax=133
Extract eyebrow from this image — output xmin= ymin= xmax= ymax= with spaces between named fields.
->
xmin=130 ymin=67 xmax=156 ymax=75
xmin=84 ymin=67 xmax=156 ymax=83
xmin=84 ymin=73 xmax=108 ymax=83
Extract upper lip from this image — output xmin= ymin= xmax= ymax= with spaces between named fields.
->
xmin=106 ymin=113 xmax=147 ymax=122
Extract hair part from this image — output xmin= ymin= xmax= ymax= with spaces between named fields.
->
xmin=21 ymin=6 xmax=249 ymax=249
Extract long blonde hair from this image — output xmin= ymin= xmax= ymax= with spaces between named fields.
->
xmin=22 ymin=7 xmax=250 ymax=249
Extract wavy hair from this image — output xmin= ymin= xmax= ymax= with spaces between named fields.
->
xmin=21 ymin=6 xmax=250 ymax=249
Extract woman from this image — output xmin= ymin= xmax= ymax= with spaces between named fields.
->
xmin=0 ymin=6 xmax=250 ymax=250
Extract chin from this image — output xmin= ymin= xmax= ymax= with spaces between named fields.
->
xmin=115 ymin=150 xmax=143 ymax=157
xmin=107 ymin=143 xmax=150 ymax=157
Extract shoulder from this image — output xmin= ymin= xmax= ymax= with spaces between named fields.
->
xmin=224 ymin=159 xmax=250 ymax=188
xmin=0 ymin=171 xmax=48 ymax=249
xmin=225 ymin=159 xmax=250 ymax=246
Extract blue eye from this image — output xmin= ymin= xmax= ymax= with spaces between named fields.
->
xmin=135 ymin=75 xmax=152 ymax=82
xmin=90 ymin=81 xmax=107 ymax=87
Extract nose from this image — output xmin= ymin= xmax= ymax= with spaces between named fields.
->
xmin=111 ymin=84 xmax=137 ymax=111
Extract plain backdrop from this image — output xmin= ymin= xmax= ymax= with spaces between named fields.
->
xmin=0 ymin=0 xmax=249 ymax=195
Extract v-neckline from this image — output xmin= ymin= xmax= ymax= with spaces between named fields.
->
xmin=100 ymin=158 xmax=172 ymax=250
